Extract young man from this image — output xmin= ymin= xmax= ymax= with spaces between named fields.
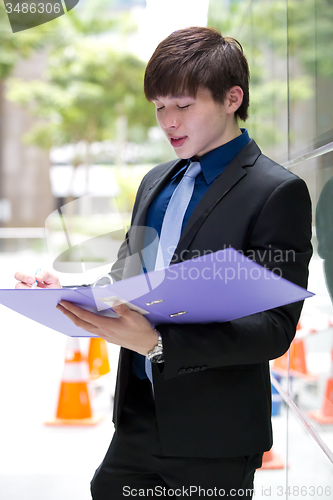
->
xmin=16 ymin=27 xmax=312 ymax=499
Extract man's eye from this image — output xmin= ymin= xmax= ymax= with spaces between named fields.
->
xmin=156 ymin=106 xmax=165 ymax=112
xmin=177 ymin=105 xmax=190 ymax=109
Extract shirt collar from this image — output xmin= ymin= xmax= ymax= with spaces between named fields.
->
xmin=192 ymin=128 xmax=250 ymax=185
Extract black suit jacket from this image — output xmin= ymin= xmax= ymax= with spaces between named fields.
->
xmin=111 ymin=140 xmax=312 ymax=458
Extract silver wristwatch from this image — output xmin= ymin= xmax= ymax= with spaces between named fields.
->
xmin=146 ymin=330 xmax=164 ymax=363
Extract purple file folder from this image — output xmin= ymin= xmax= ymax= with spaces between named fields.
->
xmin=0 ymin=248 xmax=314 ymax=337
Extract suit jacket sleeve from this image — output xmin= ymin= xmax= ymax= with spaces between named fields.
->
xmin=157 ymin=175 xmax=312 ymax=379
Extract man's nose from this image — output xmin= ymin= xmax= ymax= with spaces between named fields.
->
xmin=161 ymin=110 xmax=179 ymax=130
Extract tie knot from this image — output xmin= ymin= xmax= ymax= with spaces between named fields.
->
xmin=184 ymin=161 xmax=201 ymax=179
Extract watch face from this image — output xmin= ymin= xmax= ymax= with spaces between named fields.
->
xmin=150 ymin=353 xmax=164 ymax=363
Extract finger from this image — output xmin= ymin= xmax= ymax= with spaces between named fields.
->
xmin=112 ymin=303 xmax=132 ymax=317
xmin=35 ymin=269 xmax=61 ymax=288
xmin=14 ymin=276 xmax=46 ymax=289
xmin=15 ymin=281 xmax=33 ymax=289
xmin=14 ymin=270 xmax=61 ymax=288
xmin=56 ymin=304 xmax=97 ymax=333
xmin=59 ymin=301 xmax=103 ymax=325
xmin=35 ymin=270 xmax=60 ymax=286
xmin=14 ymin=272 xmax=36 ymax=286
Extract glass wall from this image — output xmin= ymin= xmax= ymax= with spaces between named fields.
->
xmin=207 ymin=0 xmax=333 ymax=497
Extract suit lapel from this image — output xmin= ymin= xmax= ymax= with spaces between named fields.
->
xmin=175 ymin=140 xmax=261 ymax=259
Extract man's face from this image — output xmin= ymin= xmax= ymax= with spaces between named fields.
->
xmin=153 ymin=87 xmax=240 ymax=159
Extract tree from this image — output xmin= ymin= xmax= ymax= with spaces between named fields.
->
xmin=0 ymin=0 xmax=127 ymax=227
xmin=0 ymin=1 xmax=52 ymax=79
xmin=6 ymin=0 xmax=156 ymax=165
xmin=6 ymin=0 xmax=156 ymax=218
xmin=0 ymin=1 xmax=53 ymax=220
xmin=8 ymin=39 xmax=154 ymax=142
xmin=207 ymin=0 xmax=333 ymax=155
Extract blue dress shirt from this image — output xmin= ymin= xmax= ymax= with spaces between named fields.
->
xmin=132 ymin=129 xmax=251 ymax=379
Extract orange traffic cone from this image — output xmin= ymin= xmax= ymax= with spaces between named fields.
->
xmin=273 ymin=324 xmax=313 ymax=378
xmin=259 ymin=448 xmax=284 ymax=469
xmin=88 ymin=338 xmax=110 ymax=380
xmin=308 ymin=350 xmax=333 ymax=424
xmin=45 ymin=338 xmax=104 ymax=426
xmin=289 ymin=337 xmax=308 ymax=374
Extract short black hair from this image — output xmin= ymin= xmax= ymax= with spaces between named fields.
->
xmin=144 ymin=26 xmax=250 ymax=121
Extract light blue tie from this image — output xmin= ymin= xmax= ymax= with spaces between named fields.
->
xmin=145 ymin=161 xmax=202 ymax=382
xmin=155 ymin=161 xmax=202 ymax=270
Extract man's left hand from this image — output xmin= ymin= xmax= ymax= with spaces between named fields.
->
xmin=56 ymin=301 xmax=158 ymax=355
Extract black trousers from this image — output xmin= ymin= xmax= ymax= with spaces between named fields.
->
xmin=91 ymin=375 xmax=262 ymax=500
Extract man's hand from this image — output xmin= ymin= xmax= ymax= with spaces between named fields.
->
xmin=14 ymin=270 xmax=62 ymax=289
xmin=57 ymin=301 xmax=158 ymax=355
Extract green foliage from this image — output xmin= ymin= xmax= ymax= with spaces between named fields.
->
xmin=250 ymin=0 xmax=333 ymax=78
xmin=5 ymin=0 xmax=156 ymax=151
xmin=0 ymin=0 xmax=118 ymax=79
xmin=209 ymin=0 xmax=333 ymax=79
xmin=7 ymin=38 xmax=155 ymax=148
xmin=0 ymin=2 xmax=51 ymax=79
xmin=61 ymin=0 xmax=118 ymax=37
xmin=208 ymin=0 xmax=333 ymax=151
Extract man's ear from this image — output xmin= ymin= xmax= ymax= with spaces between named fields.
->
xmin=226 ymin=86 xmax=243 ymax=114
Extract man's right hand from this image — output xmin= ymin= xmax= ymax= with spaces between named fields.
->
xmin=14 ymin=270 xmax=62 ymax=289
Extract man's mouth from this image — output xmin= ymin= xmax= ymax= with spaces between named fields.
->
xmin=170 ymin=136 xmax=187 ymax=147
